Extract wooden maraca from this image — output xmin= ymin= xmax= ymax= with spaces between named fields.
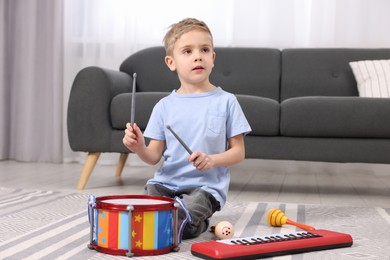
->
xmin=267 ymin=208 xmax=315 ymax=231
xmin=210 ymin=221 xmax=235 ymax=239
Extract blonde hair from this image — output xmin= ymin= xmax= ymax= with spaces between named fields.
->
xmin=163 ymin=18 xmax=213 ymax=55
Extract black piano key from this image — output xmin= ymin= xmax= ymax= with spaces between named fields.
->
xmin=251 ymin=238 xmax=264 ymax=243
xmin=275 ymin=235 xmax=287 ymax=241
xmin=255 ymin=238 xmax=267 ymax=244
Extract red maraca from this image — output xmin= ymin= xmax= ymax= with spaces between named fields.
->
xmin=267 ymin=208 xmax=315 ymax=231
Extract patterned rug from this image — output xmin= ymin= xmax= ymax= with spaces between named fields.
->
xmin=0 ymin=187 xmax=389 ymax=260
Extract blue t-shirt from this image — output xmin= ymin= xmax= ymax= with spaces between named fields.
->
xmin=144 ymin=87 xmax=251 ymax=208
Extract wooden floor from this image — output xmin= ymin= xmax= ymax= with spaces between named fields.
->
xmin=1 ymin=157 xmax=390 ymax=208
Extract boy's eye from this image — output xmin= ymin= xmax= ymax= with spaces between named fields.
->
xmin=202 ymin=47 xmax=210 ymax=53
xmin=183 ymin=49 xmax=192 ymax=54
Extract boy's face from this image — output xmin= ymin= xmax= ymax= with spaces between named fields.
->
xmin=165 ymin=29 xmax=215 ymax=90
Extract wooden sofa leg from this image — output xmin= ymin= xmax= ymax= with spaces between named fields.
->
xmin=116 ymin=153 xmax=129 ymax=177
xmin=77 ymin=152 xmax=101 ymax=190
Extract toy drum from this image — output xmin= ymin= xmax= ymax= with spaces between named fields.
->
xmin=88 ymin=195 xmax=179 ymax=257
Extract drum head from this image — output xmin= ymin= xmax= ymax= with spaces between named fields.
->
xmin=95 ymin=195 xmax=175 ymax=211
xmin=101 ymin=198 xmax=170 ymax=205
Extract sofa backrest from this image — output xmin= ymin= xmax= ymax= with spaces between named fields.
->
xmin=120 ymin=47 xmax=180 ymax=92
xmin=281 ymin=48 xmax=390 ymax=101
xmin=120 ymin=46 xmax=281 ymax=101
xmin=211 ymin=47 xmax=281 ymax=100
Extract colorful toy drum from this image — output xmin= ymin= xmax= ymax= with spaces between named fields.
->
xmin=87 ymin=195 xmax=179 ymax=257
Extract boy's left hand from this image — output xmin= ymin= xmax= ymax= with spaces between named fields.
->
xmin=188 ymin=151 xmax=214 ymax=172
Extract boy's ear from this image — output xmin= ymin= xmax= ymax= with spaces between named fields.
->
xmin=165 ymin=56 xmax=176 ymax=71
xmin=212 ymin=51 xmax=216 ymax=67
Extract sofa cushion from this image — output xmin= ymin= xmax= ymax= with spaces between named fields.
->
xmin=111 ymin=92 xmax=169 ymax=130
xmin=281 ymin=48 xmax=390 ymax=101
xmin=120 ymin=47 xmax=180 ymax=93
xmin=211 ymin=48 xmax=281 ymax=101
xmin=236 ymin=95 xmax=279 ymax=136
xmin=349 ymin=59 xmax=390 ymax=97
xmin=281 ymin=96 xmax=390 ymax=138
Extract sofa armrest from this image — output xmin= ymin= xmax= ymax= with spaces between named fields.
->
xmin=67 ymin=67 xmax=133 ymax=152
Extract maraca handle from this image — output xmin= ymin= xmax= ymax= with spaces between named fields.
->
xmin=286 ymin=219 xmax=315 ymax=231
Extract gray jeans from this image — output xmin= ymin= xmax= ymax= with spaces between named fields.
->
xmin=144 ymin=184 xmax=221 ymax=239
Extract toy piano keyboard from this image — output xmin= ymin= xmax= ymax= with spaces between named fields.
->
xmin=191 ymin=229 xmax=353 ymax=259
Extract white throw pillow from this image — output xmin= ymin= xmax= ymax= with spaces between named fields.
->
xmin=349 ymin=59 xmax=390 ymax=98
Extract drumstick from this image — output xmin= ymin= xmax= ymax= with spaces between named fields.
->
xmin=130 ymin=73 xmax=137 ymax=127
xmin=166 ymin=125 xmax=193 ymax=155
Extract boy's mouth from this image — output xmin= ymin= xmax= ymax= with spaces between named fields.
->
xmin=192 ymin=66 xmax=204 ymax=71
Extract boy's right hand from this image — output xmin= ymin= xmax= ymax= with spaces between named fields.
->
xmin=123 ymin=123 xmax=145 ymax=153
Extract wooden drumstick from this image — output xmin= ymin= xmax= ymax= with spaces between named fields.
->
xmin=166 ymin=125 xmax=193 ymax=155
xmin=130 ymin=73 xmax=137 ymax=127
xmin=267 ymin=208 xmax=315 ymax=231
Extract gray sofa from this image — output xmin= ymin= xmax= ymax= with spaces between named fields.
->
xmin=68 ymin=47 xmax=390 ymax=189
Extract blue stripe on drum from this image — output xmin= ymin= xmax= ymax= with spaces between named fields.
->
xmin=157 ymin=210 xmax=172 ymax=249
xmin=119 ymin=211 xmax=128 ymax=249
xmin=154 ymin=211 xmax=159 ymax=249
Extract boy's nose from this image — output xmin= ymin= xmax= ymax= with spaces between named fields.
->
xmin=194 ymin=55 xmax=202 ymax=62
xmin=194 ymin=50 xmax=203 ymax=61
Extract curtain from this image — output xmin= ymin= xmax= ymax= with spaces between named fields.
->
xmin=1 ymin=0 xmax=390 ymax=163
xmin=0 ymin=0 xmax=63 ymax=162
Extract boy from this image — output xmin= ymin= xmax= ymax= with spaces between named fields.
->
xmin=123 ymin=18 xmax=251 ymax=239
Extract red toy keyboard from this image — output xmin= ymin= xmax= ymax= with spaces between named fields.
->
xmin=191 ymin=229 xmax=353 ymax=259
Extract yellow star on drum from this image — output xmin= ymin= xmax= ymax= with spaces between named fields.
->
xmin=132 ymin=230 xmax=136 ymax=238
xmin=134 ymin=214 xmax=142 ymax=222
xmin=135 ymin=240 xmax=142 ymax=248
